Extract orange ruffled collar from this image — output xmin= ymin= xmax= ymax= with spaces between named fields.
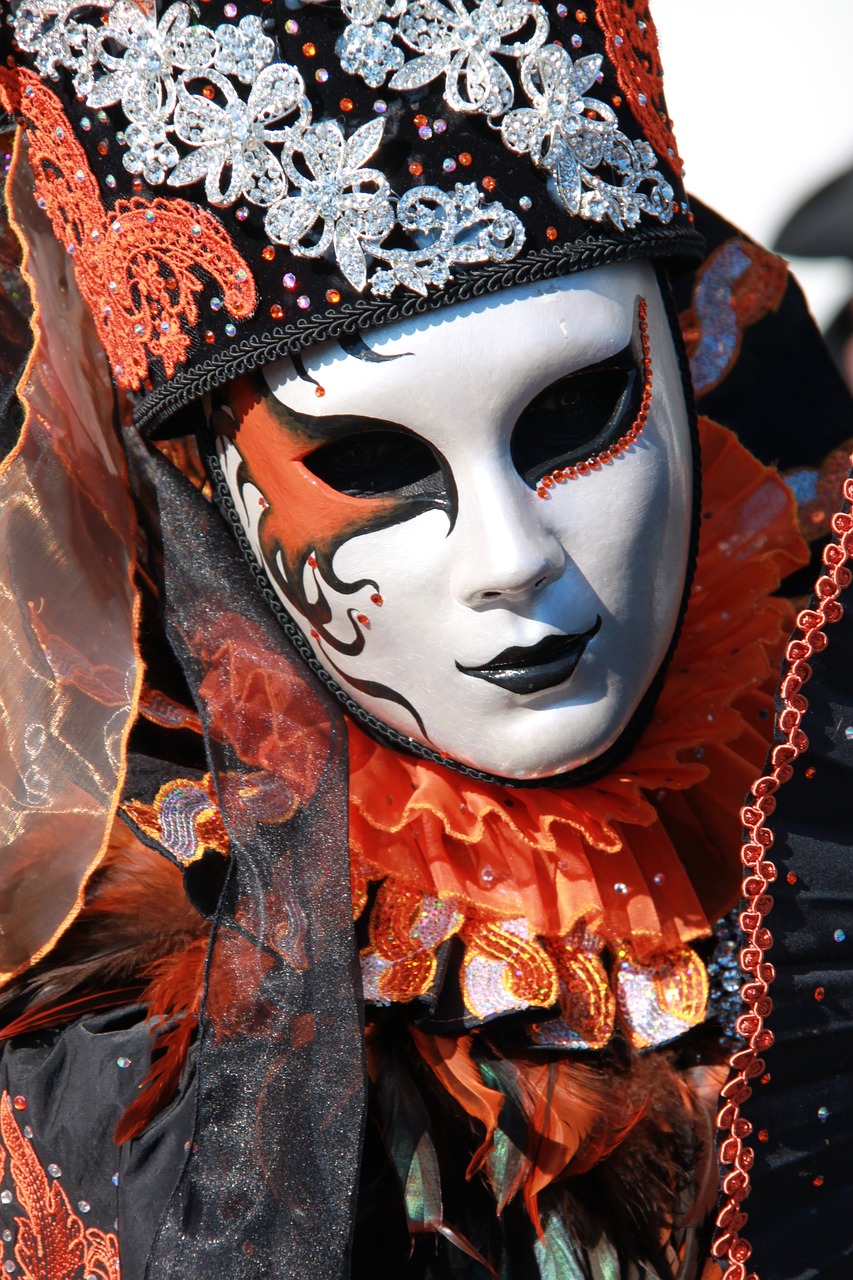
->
xmin=347 ymin=419 xmax=806 ymax=1046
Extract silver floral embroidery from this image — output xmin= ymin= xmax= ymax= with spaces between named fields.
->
xmin=502 ymin=46 xmax=674 ymax=228
xmin=370 ymin=183 xmax=525 ymax=295
xmin=339 ymin=20 xmax=404 ymax=90
xmin=169 ymin=65 xmax=308 ymax=207
xmin=13 ymin=0 xmax=97 ymax=79
xmin=339 ymin=0 xmax=548 ymax=117
xmin=266 ymin=118 xmax=395 ymax=291
xmin=12 ymin=0 xmax=526 ymax=298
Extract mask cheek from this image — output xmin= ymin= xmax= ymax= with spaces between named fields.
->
xmin=318 ymin=510 xmax=453 ymax=687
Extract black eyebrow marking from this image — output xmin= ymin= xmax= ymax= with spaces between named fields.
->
xmin=338 ymin=333 xmax=413 ymax=363
xmin=291 ymin=351 xmax=324 ymax=391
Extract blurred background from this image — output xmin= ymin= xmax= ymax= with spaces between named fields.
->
xmin=654 ymin=0 xmax=853 ymax=350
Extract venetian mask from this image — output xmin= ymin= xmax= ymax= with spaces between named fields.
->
xmin=210 ymin=260 xmax=694 ymax=781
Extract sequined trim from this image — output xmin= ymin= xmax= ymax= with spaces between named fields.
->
xmin=613 ymin=944 xmax=708 ymax=1050
xmin=359 ymin=879 xmax=708 ymax=1045
xmin=536 ymin=294 xmax=651 ymax=497
xmin=679 ymin=237 xmax=787 ymax=397
xmin=360 ymin=880 xmax=463 ymax=1004
xmin=460 ymin=915 xmax=559 ymax=1020
xmin=713 ymin=464 xmax=853 ymax=1279
xmin=1 ymin=69 xmax=256 ymax=390
xmin=0 ymin=1092 xmax=120 ymax=1279
xmin=534 ymin=926 xmax=614 ymax=1050
xmin=123 ymin=773 xmax=229 ymax=865
xmin=11 ymin=0 xmax=526 ymax=299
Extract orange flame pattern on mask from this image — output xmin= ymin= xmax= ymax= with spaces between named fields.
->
xmin=0 ymin=68 xmax=256 ymax=390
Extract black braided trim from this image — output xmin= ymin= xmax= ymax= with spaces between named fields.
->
xmin=139 ymin=226 xmax=703 ymax=433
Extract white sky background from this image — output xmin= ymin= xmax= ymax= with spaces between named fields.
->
xmin=652 ymin=1 xmax=853 ymax=328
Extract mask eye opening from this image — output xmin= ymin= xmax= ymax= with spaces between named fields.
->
xmin=303 ymin=425 xmax=447 ymax=501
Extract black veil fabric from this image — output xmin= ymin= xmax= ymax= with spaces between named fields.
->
xmin=128 ymin=436 xmax=365 ymax=1279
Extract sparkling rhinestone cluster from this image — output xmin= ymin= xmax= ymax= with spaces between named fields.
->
xmin=13 ymin=0 xmax=524 ymax=299
xmin=14 ymin=0 xmax=675 ymax=305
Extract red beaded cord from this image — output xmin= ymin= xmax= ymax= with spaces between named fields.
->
xmin=537 ymin=297 xmax=652 ymax=499
xmin=712 ymin=464 xmax=853 ymax=1280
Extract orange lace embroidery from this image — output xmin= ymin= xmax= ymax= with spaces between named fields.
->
xmin=123 ymin=774 xmax=229 ymax=866
xmin=0 ymin=1093 xmax=120 ymax=1280
xmin=0 ymin=69 xmax=256 ymax=391
xmin=595 ymin=0 xmax=682 ymax=172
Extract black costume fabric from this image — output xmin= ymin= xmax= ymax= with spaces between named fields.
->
xmin=1 ymin=0 xmax=702 ymax=429
xmin=2 ymin=6 xmax=853 ymax=1280
xmin=133 ymin=440 xmax=365 ymax=1279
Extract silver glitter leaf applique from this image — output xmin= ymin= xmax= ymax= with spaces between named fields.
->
xmin=502 ymin=45 xmax=674 ymax=229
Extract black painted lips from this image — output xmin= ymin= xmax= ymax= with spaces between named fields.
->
xmin=457 ymin=616 xmax=602 ymax=695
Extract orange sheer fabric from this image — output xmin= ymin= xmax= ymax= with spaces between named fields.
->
xmin=0 ymin=138 xmax=141 ymax=983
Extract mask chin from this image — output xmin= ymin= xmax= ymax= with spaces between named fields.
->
xmin=200 ymin=263 xmax=701 ymax=790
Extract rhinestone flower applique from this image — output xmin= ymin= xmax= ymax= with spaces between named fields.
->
xmin=337 ymin=0 xmax=673 ymax=226
xmin=502 ymin=46 xmax=673 ymax=228
xmin=340 ymin=0 xmax=548 ymax=117
xmin=13 ymin=0 xmax=526 ymax=298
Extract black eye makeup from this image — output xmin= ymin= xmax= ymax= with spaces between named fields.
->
xmin=291 ymin=295 xmax=650 ymax=509
xmin=512 ymin=297 xmax=650 ymax=491
xmin=303 ymin=424 xmax=449 ymax=503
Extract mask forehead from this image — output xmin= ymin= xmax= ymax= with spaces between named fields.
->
xmin=263 ymin=266 xmax=642 ymax=447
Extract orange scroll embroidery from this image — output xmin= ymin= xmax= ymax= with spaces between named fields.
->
xmin=595 ymin=0 xmax=682 ymax=172
xmin=123 ymin=773 xmax=230 ymax=866
xmin=359 ymin=882 xmax=710 ymax=1048
xmin=0 ymin=1093 xmax=120 ymax=1280
xmin=0 ymin=68 xmax=256 ymax=391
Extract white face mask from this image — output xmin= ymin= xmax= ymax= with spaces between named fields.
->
xmin=214 ymin=261 xmax=693 ymax=780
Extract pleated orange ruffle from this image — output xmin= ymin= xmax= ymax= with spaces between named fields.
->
xmin=349 ymin=418 xmax=806 ymax=964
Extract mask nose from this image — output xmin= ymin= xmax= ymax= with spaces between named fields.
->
xmin=449 ymin=473 xmax=566 ymax=609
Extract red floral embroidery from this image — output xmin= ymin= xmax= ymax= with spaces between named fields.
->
xmin=595 ymin=0 xmax=682 ymax=172
xmin=0 ymin=1093 xmax=120 ymax=1279
xmin=0 ymin=68 xmax=256 ymax=390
